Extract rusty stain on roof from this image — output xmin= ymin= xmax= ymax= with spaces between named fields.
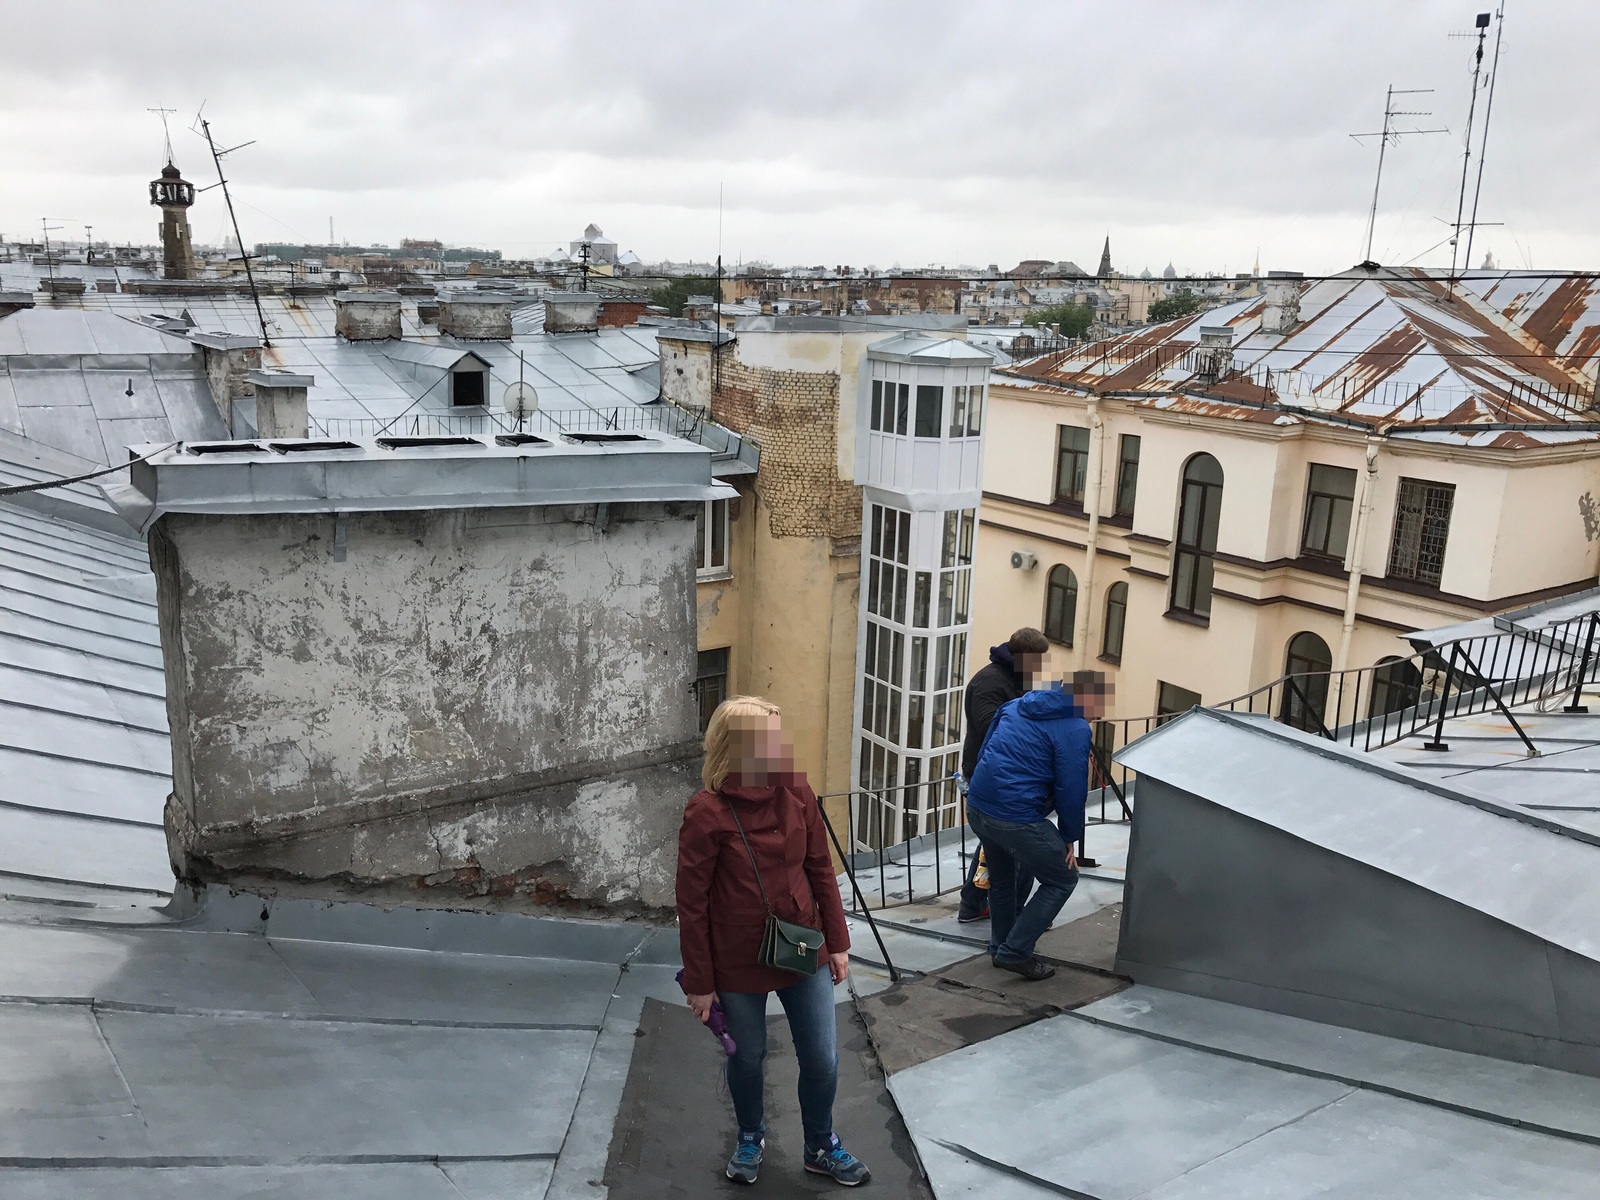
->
xmin=997 ymin=267 xmax=1600 ymax=447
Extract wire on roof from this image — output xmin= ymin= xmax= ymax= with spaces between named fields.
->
xmin=0 ymin=443 xmax=176 ymax=498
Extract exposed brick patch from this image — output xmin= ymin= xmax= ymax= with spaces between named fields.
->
xmin=711 ymin=355 xmax=861 ymax=540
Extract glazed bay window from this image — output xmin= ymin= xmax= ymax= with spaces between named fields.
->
xmin=1055 ymin=425 xmax=1090 ymax=507
xmin=1387 ymin=477 xmax=1455 ymax=588
xmin=695 ymin=498 xmax=729 ymax=578
xmin=870 ymin=379 xmax=910 ymax=434
xmin=947 ymin=385 xmax=985 ymax=437
xmin=914 ymin=385 xmax=943 ymax=438
xmin=1114 ymin=434 xmax=1140 ymax=516
xmin=1301 ymin=464 xmax=1356 ymax=559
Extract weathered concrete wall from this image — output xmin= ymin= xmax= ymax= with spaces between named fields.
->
xmin=544 ymin=292 xmax=601 ymax=333
xmin=659 ymin=336 xmax=716 ymax=412
xmin=253 ymin=385 xmax=309 ymax=438
xmin=200 ymin=344 xmax=261 ymax=431
xmin=152 ymin=501 xmax=700 ymax=911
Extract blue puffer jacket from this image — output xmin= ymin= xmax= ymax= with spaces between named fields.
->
xmin=966 ymin=684 xmax=1090 ymax=843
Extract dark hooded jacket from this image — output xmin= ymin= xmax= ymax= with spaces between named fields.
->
xmin=960 ymin=644 xmax=1027 ymax=779
xmin=966 ymin=684 xmax=1091 ymax=843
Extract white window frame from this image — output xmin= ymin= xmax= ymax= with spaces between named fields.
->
xmin=696 ymin=498 xmax=731 ymax=581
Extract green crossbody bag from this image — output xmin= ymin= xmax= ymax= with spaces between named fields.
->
xmin=724 ymin=797 xmax=823 ymax=977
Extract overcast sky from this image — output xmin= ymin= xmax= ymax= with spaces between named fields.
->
xmin=2 ymin=1 xmax=1593 ymax=274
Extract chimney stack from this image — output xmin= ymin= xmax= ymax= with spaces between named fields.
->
xmin=1261 ymin=271 xmax=1303 ymax=336
xmin=247 ymin=369 xmax=313 ymax=438
xmin=543 ymin=291 xmax=601 ymax=334
xmin=437 ymin=294 xmax=514 ymax=339
xmin=335 ymin=290 xmax=403 ymax=340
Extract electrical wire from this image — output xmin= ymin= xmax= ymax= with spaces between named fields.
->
xmin=0 ymin=442 xmax=177 ymax=498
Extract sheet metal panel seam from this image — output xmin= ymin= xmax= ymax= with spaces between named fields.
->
xmin=0 ymin=995 xmax=603 ymax=1033
xmin=1066 ymin=1008 xmax=1600 ymax=1150
xmin=0 ymin=740 xmax=171 ymax=779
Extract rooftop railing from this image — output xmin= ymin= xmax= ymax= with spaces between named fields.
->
xmin=835 ymin=607 xmax=1600 ymax=919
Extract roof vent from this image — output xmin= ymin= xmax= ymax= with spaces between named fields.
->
xmin=567 ymin=432 xmax=648 ymax=444
xmin=375 ymin=436 xmax=484 ymax=450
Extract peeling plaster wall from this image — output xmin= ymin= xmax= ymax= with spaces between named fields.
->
xmin=152 ymin=502 xmax=700 ymax=910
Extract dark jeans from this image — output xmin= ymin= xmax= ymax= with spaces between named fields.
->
xmin=957 ymin=843 xmax=1035 ymax=918
xmin=720 ymin=965 xmax=838 ymax=1153
xmin=967 ymin=807 xmax=1079 ymax=963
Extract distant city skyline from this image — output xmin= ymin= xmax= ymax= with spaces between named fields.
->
xmin=2 ymin=1 xmax=1594 ymax=275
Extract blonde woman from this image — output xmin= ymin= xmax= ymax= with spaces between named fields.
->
xmin=676 ymin=697 xmax=870 ymax=1187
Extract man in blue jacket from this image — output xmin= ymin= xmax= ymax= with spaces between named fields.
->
xmin=965 ymin=670 xmax=1111 ymax=980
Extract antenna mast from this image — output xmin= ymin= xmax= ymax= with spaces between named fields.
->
xmin=40 ymin=218 xmax=63 ymax=284
xmin=1349 ymin=86 xmax=1446 ymax=266
xmin=1463 ymin=2 xmax=1507 ymax=275
xmin=1447 ymin=12 xmax=1493 ymax=293
xmin=195 ymin=115 xmax=271 ymax=346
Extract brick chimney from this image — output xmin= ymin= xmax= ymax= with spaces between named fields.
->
xmin=437 ymin=294 xmax=514 ymax=339
xmin=188 ymin=331 xmax=262 ymax=432
xmin=335 ymin=290 xmax=402 ymax=340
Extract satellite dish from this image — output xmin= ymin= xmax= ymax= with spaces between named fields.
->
xmin=503 ymin=381 xmax=539 ymax=418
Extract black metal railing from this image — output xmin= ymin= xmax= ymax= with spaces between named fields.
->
xmin=830 ymin=608 xmax=1600 ymax=913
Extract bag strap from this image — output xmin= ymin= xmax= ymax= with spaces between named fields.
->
xmin=721 ymin=795 xmax=776 ymax=917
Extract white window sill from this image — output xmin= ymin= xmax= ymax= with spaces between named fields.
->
xmin=696 ymin=570 xmax=734 ymax=584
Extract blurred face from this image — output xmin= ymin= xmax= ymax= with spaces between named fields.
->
xmin=730 ymin=713 xmax=796 ymax=785
xmin=1018 ymin=650 xmax=1049 ymax=684
xmin=1073 ymin=680 xmax=1115 ymax=721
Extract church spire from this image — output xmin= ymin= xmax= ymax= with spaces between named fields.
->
xmin=1097 ymin=235 xmax=1112 ymax=277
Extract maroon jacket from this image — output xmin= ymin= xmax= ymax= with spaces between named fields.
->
xmin=676 ymin=780 xmax=852 ymax=996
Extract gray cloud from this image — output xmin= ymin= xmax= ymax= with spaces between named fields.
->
xmin=1 ymin=0 xmax=1592 ymax=272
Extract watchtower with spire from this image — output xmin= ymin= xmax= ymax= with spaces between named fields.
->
xmin=148 ymin=112 xmax=196 ymax=280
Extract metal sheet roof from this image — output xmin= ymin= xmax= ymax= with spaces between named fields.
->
xmin=1002 ymin=267 xmax=1600 ymax=446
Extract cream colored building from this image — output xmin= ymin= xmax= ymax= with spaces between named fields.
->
xmin=667 ymin=315 xmax=988 ymax=846
xmin=972 ymin=267 xmax=1600 ymax=729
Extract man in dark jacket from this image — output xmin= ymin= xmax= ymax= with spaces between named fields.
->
xmin=965 ymin=670 xmax=1111 ymax=980
xmin=956 ymin=628 xmax=1050 ymax=922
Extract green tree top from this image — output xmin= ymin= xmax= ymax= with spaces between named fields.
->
xmin=649 ymin=276 xmax=720 ymax=317
xmin=1023 ymin=301 xmax=1095 ymax=339
xmin=1147 ymin=289 xmax=1205 ymax=323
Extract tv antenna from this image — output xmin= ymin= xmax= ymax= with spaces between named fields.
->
xmin=1463 ymin=1 xmax=1507 ymax=278
xmin=1349 ymin=87 xmax=1446 ymax=266
xmin=40 ymin=218 xmax=65 ymax=284
xmin=577 ymin=240 xmax=591 ymax=291
xmin=1446 ymin=11 xmax=1494 ymax=293
xmin=84 ymin=225 xmax=93 ymax=265
xmin=148 ymin=106 xmax=178 ymax=163
xmin=193 ymin=111 xmax=271 ymax=345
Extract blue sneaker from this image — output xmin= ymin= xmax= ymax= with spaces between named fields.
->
xmin=804 ymin=1134 xmax=870 ymax=1186
xmin=726 ymin=1132 xmax=764 ymax=1184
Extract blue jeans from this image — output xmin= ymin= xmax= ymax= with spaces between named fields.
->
xmin=719 ymin=965 xmax=838 ymax=1153
xmin=967 ymin=807 xmax=1079 ymax=963
xmin=958 ymin=841 xmax=1035 ymax=918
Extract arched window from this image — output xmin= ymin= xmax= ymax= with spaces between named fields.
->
xmin=1370 ymin=655 xmax=1423 ymax=719
xmin=1171 ymin=453 xmax=1223 ymax=618
xmin=1043 ymin=565 xmax=1077 ymax=646
xmin=1280 ymin=631 xmax=1333 ymax=732
xmin=1101 ymin=581 xmax=1128 ymax=661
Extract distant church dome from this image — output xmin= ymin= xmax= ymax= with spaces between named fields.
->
xmin=1162 ymin=262 xmax=1177 ymax=279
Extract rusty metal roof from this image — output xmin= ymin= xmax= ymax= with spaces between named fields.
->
xmin=1000 ymin=267 xmax=1600 ymax=446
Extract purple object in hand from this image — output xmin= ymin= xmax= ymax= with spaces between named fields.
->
xmin=676 ymin=968 xmax=737 ymax=1056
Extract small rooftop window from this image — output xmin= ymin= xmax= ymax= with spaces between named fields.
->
xmin=184 ymin=441 xmax=264 ymax=455
xmin=267 ymin=440 xmax=361 ymax=454
xmin=493 ymin=433 xmax=552 ymax=447
xmin=567 ymin=432 xmax=649 ymax=444
xmin=375 ymin=436 xmax=483 ymax=450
